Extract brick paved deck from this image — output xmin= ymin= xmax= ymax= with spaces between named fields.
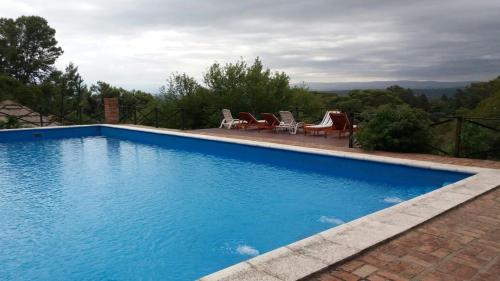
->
xmin=307 ymin=187 xmax=500 ymax=281
xmin=130 ymin=126 xmax=500 ymax=280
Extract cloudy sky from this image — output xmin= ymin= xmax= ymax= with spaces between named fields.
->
xmin=2 ymin=0 xmax=500 ymax=92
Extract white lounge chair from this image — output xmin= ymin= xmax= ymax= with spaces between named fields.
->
xmin=278 ymin=111 xmax=302 ymax=134
xmin=219 ymin=109 xmax=244 ymax=129
xmin=303 ymin=110 xmax=340 ymax=136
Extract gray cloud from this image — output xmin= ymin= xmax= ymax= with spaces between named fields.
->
xmin=1 ymin=0 xmax=499 ymax=92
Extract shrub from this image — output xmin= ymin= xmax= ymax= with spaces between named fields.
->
xmin=0 ymin=116 xmax=21 ymax=129
xmin=356 ymin=105 xmax=431 ymax=152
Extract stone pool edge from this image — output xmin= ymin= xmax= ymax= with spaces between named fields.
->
xmin=3 ymin=125 xmax=499 ymax=281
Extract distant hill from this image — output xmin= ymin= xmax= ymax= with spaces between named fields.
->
xmin=299 ymin=80 xmax=472 ymax=99
xmin=412 ymin=88 xmax=464 ymax=99
xmin=301 ymin=80 xmax=471 ymax=91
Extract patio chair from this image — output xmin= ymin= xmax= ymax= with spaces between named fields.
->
xmin=329 ymin=112 xmax=357 ymax=137
xmin=303 ymin=110 xmax=339 ymax=137
xmin=239 ymin=112 xmax=273 ymax=130
xmin=279 ymin=111 xmax=302 ymax=134
xmin=260 ymin=113 xmax=287 ymax=133
xmin=219 ymin=109 xmax=245 ymax=129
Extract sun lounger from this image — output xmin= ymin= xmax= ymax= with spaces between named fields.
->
xmin=239 ymin=112 xmax=273 ymax=130
xmin=303 ymin=110 xmax=339 ymax=137
xmin=261 ymin=113 xmax=289 ymax=133
xmin=219 ymin=109 xmax=245 ymax=129
xmin=278 ymin=111 xmax=302 ymax=134
xmin=329 ymin=112 xmax=357 ymax=137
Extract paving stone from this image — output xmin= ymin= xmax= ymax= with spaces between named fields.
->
xmin=316 ymin=273 xmax=344 ymax=281
xmin=430 ymin=248 xmax=452 ymax=258
xmin=471 ymin=272 xmax=500 ymax=281
xmin=365 ymin=274 xmax=389 ymax=281
xmin=352 ymin=264 xmax=378 ymax=277
xmin=248 ymin=247 xmax=328 ymax=281
xmin=199 ymin=262 xmax=281 ymax=281
xmin=421 ymin=271 xmax=460 ymax=281
xmin=329 ymin=270 xmax=360 ymax=281
xmin=374 ymin=270 xmax=409 ymax=281
xmin=360 ymin=254 xmax=393 ymax=268
xmin=437 ymin=260 xmax=478 ymax=279
xmin=384 ymin=260 xmax=425 ymax=278
xmin=339 ymin=260 xmax=364 ymax=272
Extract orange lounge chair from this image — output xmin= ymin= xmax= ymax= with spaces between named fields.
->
xmin=261 ymin=112 xmax=294 ymax=133
xmin=260 ymin=113 xmax=282 ymax=130
xmin=329 ymin=112 xmax=357 ymax=137
xmin=239 ymin=112 xmax=274 ymax=130
xmin=304 ymin=110 xmax=338 ymax=137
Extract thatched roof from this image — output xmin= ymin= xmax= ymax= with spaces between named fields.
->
xmin=0 ymin=100 xmax=59 ymax=127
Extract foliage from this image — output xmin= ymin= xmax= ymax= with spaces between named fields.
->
xmin=0 ymin=73 xmax=42 ymax=106
xmin=387 ymin=85 xmax=430 ymax=111
xmin=289 ymin=86 xmax=326 ymax=122
xmin=0 ymin=16 xmax=63 ymax=84
xmin=356 ymin=105 xmax=432 ymax=152
xmin=0 ymin=115 xmax=20 ymax=129
xmin=330 ymin=89 xmax=404 ymax=113
xmin=203 ymin=57 xmax=292 ymax=114
xmin=469 ymin=91 xmax=500 ymax=118
xmin=460 ymin=92 xmax=500 ymax=159
xmin=451 ymin=76 xmax=500 ymax=110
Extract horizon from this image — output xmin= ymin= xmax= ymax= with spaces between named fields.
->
xmin=2 ymin=0 xmax=500 ymax=93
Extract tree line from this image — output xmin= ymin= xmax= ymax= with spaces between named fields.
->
xmin=1 ymin=16 xmax=498 ymax=158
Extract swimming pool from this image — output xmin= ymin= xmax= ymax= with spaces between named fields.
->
xmin=0 ymin=125 xmax=485 ymax=280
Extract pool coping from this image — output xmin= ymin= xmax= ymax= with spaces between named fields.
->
xmin=2 ymin=125 xmax=499 ymax=281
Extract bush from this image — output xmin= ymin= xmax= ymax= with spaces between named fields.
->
xmin=0 ymin=116 xmax=21 ymax=129
xmin=356 ymin=105 xmax=431 ymax=152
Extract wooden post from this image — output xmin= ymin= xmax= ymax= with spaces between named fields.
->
xmin=39 ymin=110 xmax=44 ymax=127
xmin=133 ymin=106 xmax=137 ymax=125
xmin=181 ymin=108 xmax=185 ymax=130
xmin=154 ymin=107 xmax=159 ymax=128
xmin=454 ymin=116 xmax=463 ymax=157
xmin=348 ymin=112 xmax=354 ymax=148
xmin=78 ymin=106 xmax=83 ymax=124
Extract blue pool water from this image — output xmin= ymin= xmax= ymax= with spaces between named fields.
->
xmin=0 ymin=126 xmax=470 ymax=280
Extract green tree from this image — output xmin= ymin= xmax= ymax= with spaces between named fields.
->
xmin=159 ymin=73 xmax=217 ymax=129
xmin=356 ymin=105 xmax=431 ymax=152
xmin=204 ymin=60 xmax=248 ymax=112
xmin=387 ymin=85 xmax=430 ymax=111
xmin=43 ymin=63 xmax=87 ymax=117
xmin=160 ymin=72 xmax=201 ymax=98
xmin=0 ymin=73 xmax=42 ymax=107
xmin=203 ymin=57 xmax=291 ymax=115
xmin=0 ymin=16 xmax=63 ymax=83
xmin=460 ymin=92 xmax=500 ymax=159
xmin=289 ymin=86 xmax=324 ymax=122
xmin=331 ymin=89 xmax=403 ymax=113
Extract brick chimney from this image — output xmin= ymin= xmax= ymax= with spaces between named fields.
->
xmin=103 ymin=98 xmax=119 ymax=124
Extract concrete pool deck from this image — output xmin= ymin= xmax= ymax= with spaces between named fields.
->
xmin=122 ymin=125 xmax=500 ymax=281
